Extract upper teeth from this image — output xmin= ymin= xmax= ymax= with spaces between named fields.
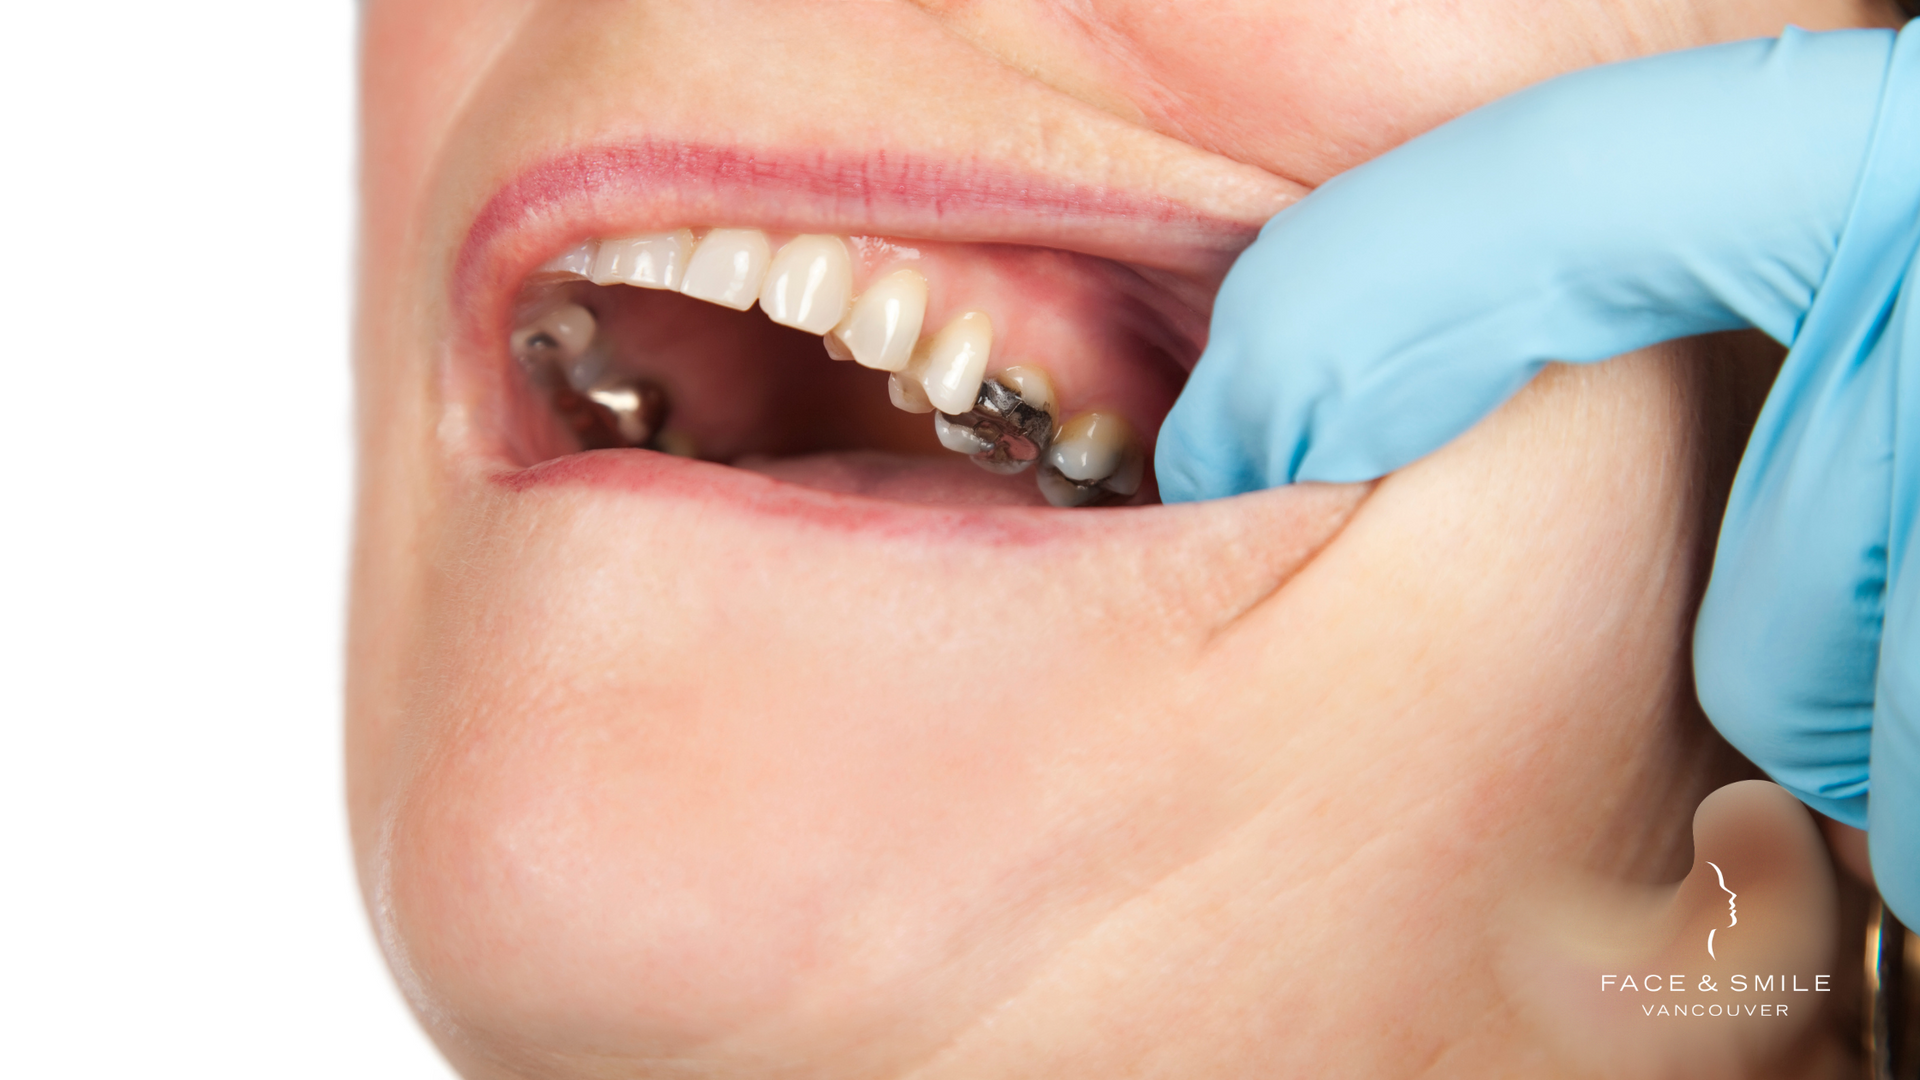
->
xmin=523 ymin=230 xmax=1143 ymax=506
xmin=510 ymin=301 xmax=597 ymax=366
xmin=540 ymin=230 xmax=973 ymax=416
xmin=679 ymin=228 xmax=772 ymax=311
xmin=830 ymin=267 xmax=926 ymax=372
xmin=935 ymin=371 xmax=1057 ymax=475
xmin=589 ymin=230 xmax=694 ymax=290
xmin=909 ymin=311 xmax=993 ymax=416
xmin=759 ymin=235 xmax=853 ymax=335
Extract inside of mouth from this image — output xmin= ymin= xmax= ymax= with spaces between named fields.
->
xmin=502 ymin=230 xmax=1188 ymax=508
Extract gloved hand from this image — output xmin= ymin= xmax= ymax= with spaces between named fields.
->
xmin=1157 ymin=25 xmax=1920 ymax=922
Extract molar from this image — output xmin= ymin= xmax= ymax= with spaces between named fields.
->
xmin=591 ymin=231 xmax=694 ymax=290
xmin=576 ymin=377 xmax=669 ymax=448
xmin=830 ymin=268 xmax=927 ymax=372
xmin=933 ymin=411 xmax=994 ymax=455
xmin=680 ymin=229 xmax=772 ymax=311
xmin=510 ymin=302 xmax=597 ymax=366
xmin=993 ymin=365 xmax=1056 ymax=417
xmin=1036 ymin=412 xmax=1143 ymax=507
xmin=933 ymin=371 xmax=1056 ymax=475
xmin=913 ymin=311 xmax=993 ymax=415
xmin=760 ymin=235 xmax=853 ymax=334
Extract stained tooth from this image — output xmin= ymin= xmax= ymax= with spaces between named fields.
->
xmin=916 ymin=311 xmax=993 ymax=415
xmin=590 ymin=231 xmax=694 ymax=289
xmin=1037 ymin=412 xmax=1142 ymax=507
xmin=887 ymin=373 xmax=934 ymax=413
xmin=510 ymin=302 xmax=597 ymax=364
xmin=679 ymin=229 xmax=772 ymax=310
xmin=933 ymin=411 xmax=994 ymax=455
xmin=760 ymin=235 xmax=853 ymax=334
xmin=830 ymin=268 xmax=927 ymax=372
xmin=536 ymin=242 xmax=597 ymax=279
xmin=1047 ymin=412 xmax=1131 ymax=482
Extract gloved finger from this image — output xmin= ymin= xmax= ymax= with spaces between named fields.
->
xmin=1875 ymin=534 xmax=1920 ymax=926
xmin=1156 ymin=28 xmax=1892 ymax=502
xmin=1690 ymin=350 xmax=1889 ymax=829
xmin=1689 ymin=25 xmax=1920 ymax=922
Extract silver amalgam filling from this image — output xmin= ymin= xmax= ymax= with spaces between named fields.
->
xmin=935 ymin=377 xmax=1056 ymax=475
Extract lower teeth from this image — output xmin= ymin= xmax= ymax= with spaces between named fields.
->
xmin=1034 ymin=459 xmax=1144 ymax=507
xmin=1034 ymin=411 xmax=1142 ymax=508
xmin=553 ymin=373 xmax=671 ymax=451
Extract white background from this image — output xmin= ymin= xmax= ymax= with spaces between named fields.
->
xmin=0 ymin=3 xmax=458 ymax=1076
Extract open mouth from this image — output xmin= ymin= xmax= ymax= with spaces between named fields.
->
xmin=452 ymin=147 xmax=1245 ymax=513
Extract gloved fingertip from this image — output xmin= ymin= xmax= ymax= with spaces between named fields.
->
xmin=1154 ymin=396 xmax=1272 ymax=504
xmin=1152 ymin=424 xmax=1219 ymax=505
xmin=1869 ymin=710 xmax=1920 ymax=927
xmin=1795 ymin=789 xmax=1868 ymax=831
xmin=1870 ymin=801 xmax=1920 ymax=929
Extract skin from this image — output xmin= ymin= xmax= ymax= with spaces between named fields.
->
xmin=351 ymin=1 xmax=1907 ymax=1076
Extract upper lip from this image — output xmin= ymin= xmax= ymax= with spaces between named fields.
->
xmin=451 ymin=137 xmax=1283 ymax=350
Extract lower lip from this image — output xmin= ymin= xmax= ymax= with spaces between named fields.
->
xmin=494 ymin=449 xmax=1106 ymax=545
xmin=486 ymin=446 xmax=1364 ymax=555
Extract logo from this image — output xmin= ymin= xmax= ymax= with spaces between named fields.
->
xmin=1597 ymin=857 xmax=1832 ymax=1016
xmin=1705 ymin=860 xmax=1737 ymax=960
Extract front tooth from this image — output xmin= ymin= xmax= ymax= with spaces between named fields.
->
xmin=536 ymin=241 xmax=597 ymax=279
xmin=760 ymin=235 xmax=853 ymax=334
xmin=1038 ymin=411 xmax=1143 ymax=507
xmin=680 ymin=229 xmax=772 ymax=310
xmin=916 ymin=311 xmax=993 ymax=415
xmin=510 ymin=302 xmax=597 ymax=364
xmin=933 ymin=411 xmax=994 ymax=454
xmin=830 ymin=268 xmax=927 ymax=372
xmin=591 ymin=231 xmax=694 ymax=290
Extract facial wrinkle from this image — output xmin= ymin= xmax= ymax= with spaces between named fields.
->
xmin=907 ymin=0 xmax=1324 ymax=190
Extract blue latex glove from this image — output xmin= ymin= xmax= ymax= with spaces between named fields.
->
xmin=1157 ymin=25 xmax=1920 ymax=922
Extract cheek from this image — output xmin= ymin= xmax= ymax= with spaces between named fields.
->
xmin=369 ymin=480 xmax=1362 ymax=1063
xmin=1059 ymin=0 xmax=1624 ymax=182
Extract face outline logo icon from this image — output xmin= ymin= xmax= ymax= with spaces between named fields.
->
xmin=1705 ymin=860 xmax=1738 ymax=960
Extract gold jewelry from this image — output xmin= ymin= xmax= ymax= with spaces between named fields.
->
xmin=1865 ymin=896 xmax=1919 ymax=1079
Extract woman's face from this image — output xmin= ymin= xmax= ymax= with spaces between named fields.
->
xmin=351 ymin=1 xmax=1901 ymax=1075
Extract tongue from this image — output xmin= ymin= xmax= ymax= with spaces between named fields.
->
xmin=732 ymin=451 xmax=1053 ymax=507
